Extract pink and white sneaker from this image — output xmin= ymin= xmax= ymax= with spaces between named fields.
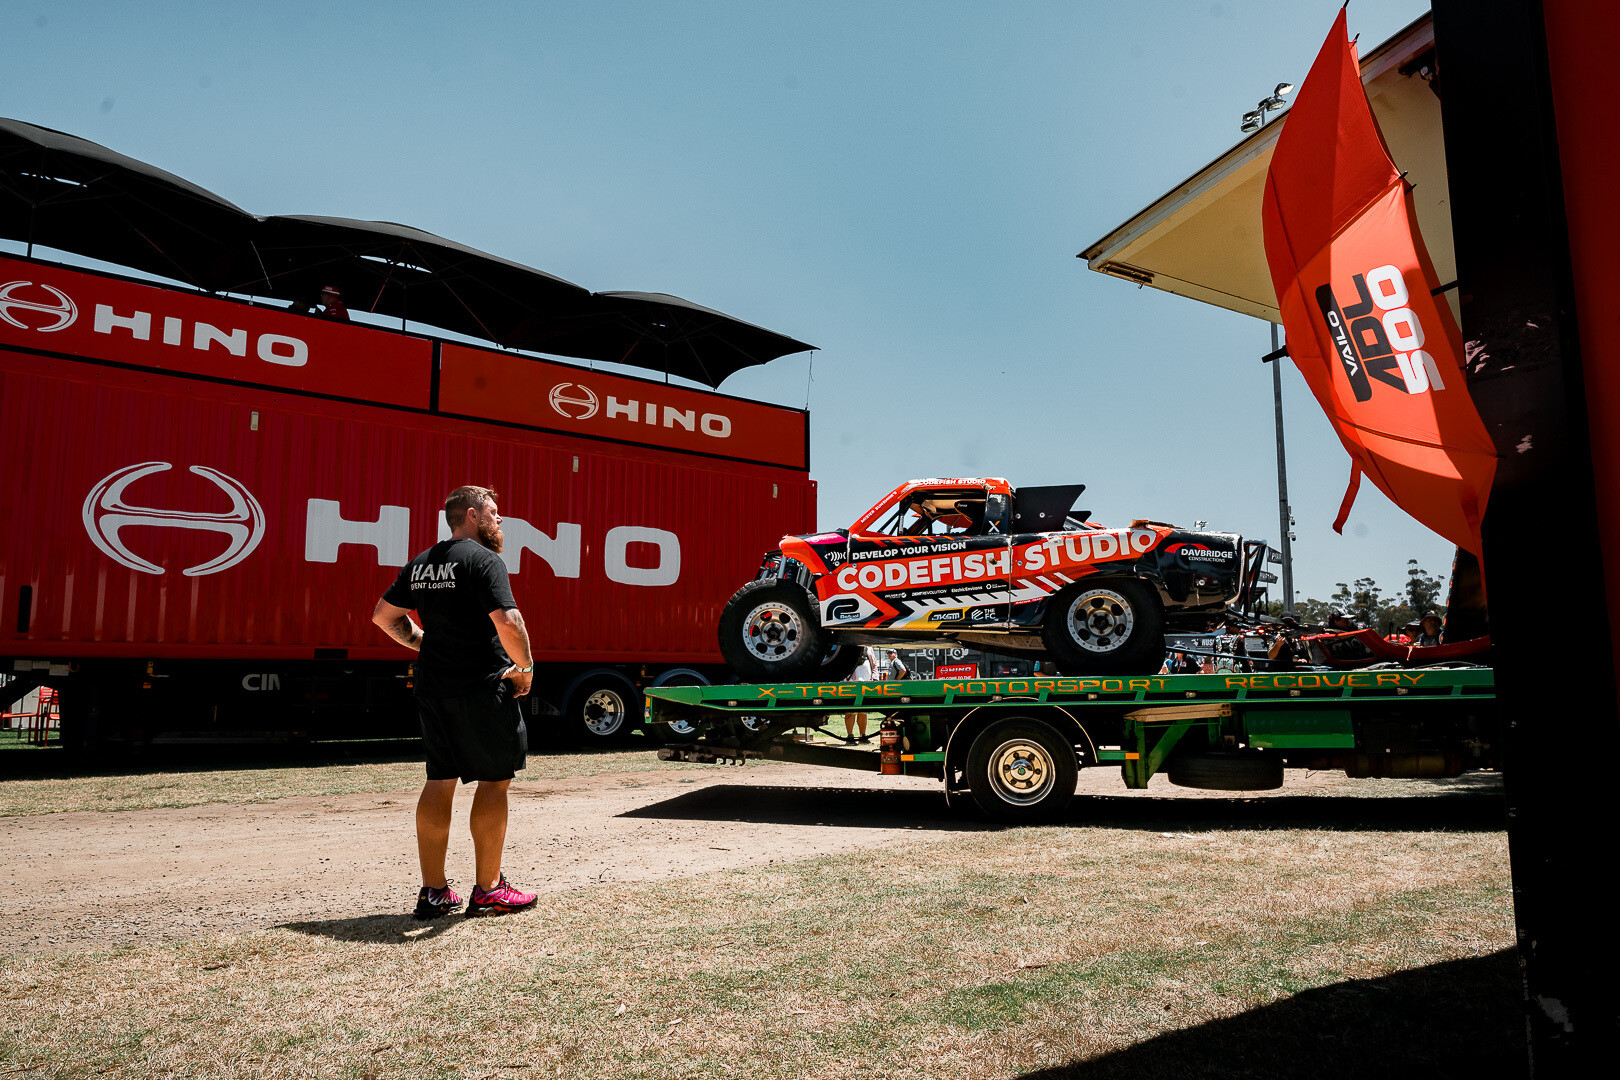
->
xmin=413 ymin=883 xmax=464 ymax=920
xmin=465 ymin=874 xmax=537 ymax=918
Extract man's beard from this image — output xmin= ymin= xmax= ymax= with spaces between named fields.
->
xmin=476 ymin=517 xmax=504 ymax=553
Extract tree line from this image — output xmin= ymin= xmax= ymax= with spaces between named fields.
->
xmin=1263 ymin=558 xmax=1447 ymax=634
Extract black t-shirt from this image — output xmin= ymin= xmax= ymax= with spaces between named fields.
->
xmin=383 ymin=537 xmax=517 ymax=698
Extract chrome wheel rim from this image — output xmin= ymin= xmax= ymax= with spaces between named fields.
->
xmin=987 ymin=737 xmax=1056 ymax=806
xmin=743 ymin=601 xmax=807 ymax=662
xmin=582 ymin=689 xmax=627 ymax=736
xmin=1066 ymin=587 xmax=1135 ymax=654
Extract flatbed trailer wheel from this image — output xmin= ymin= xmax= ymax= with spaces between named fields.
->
xmin=646 ymin=671 xmax=707 ymax=744
xmin=965 ymin=718 xmax=1078 ymax=824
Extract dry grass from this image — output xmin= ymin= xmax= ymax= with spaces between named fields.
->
xmin=0 ymin=810 xmax=1516 ymax=1078
xmin=0 ymin=746 xmax=729 ymax=818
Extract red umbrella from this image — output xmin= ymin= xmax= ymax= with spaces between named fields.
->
xmin=1262 ymin=9 xmax=1496 ymax=553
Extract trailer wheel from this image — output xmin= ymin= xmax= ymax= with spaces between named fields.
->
xmin=646 ymin=671 xmax=709 ymax=744
xmin=567 ymin=675 xmax=641 ymax=745
xmin=965 ymin=718 xmax=1078 ymax=824
xmin=1167 ymin=751 xmax=1283 ymax=791
xmin=718 ymin=579 xmax=829 ymax=683
xmin=1042 ymin=578 xmax=1163 ymax=675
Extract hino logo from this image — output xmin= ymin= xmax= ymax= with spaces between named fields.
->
xmin=548 ymin=380 xmax=734 ymax=440
xmin=91 ymin=303 xmax=310 ymax=368
xmin=82 ymin=462 xmax=267 ymax=576
xmin=549 ymin=382 xmax=600 ymax=420
xmin=0 ymin=280 xmax=78 ymax=332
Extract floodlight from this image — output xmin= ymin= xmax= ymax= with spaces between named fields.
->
xmin=1275 ymin=81 xmax=1295 ymax=96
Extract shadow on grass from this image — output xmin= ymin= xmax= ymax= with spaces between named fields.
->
xmin=1019 ymin=949 xmax=1523 ymax=1079
xmin=620 ymin=783 xmax=995 ymax=832
xmin=620 ymin=778 xmax=1505 ymax=834
xmin=277 ymin=912 xmax=470 ymax=945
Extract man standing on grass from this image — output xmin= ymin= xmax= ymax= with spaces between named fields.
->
xmin=371 ymin=485 xmax=540 ymax=920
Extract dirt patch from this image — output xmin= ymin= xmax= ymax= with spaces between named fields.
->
xmin=0 ymin=761 xmax=1501 ymax=956
xmin=1 ymin=763 xmax=947 ymax=954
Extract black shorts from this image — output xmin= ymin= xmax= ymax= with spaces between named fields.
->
xmin=417 ymin=683 xmax=527 ymax=783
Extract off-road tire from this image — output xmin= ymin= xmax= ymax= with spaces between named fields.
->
xmin=817 ymin=640 xmax=863 ymax=682
xmin=965 ymin=718 xmax=1079 ymax=824
xmin=1042 ymin=578 xmax=1164 ymax=675
xmin=1167 ymin=751 xmax=1284 ymax=791
xmin=718 ymin=579 xmax=830 ymax=683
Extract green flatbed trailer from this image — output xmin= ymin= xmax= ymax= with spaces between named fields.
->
xmin=645 ymin=668 xmax=1499 ymax=822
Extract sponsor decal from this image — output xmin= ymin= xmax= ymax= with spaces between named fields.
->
xmin=832 ymin=529 xmax=1156 ymax=593
xmin=1163 ymin=541 xmax=1235 ymax=561
xmin=827 ymin=597 xmax=860 ymax=621
xmin=928 ymin=609 xmax=964 ymax=622
xmin=1315 ymin=264 xmax=1445 ymax=402
xmin=935 ymin=662 xmax=978 ymax=678
xmin=821 ymin=593 xmax=878 ymax=624
xmin=834 ymin=549 xmax=1013 ymax=592
xmin=82 ymin=462 xmax=266 ymax=577
xmin=1018 ymin=529 xmax=1156 ymax=572
xmin=968 ymin=606 xmax=998 ymax=622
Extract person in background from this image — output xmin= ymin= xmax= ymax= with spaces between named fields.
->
xmin=287 ymin=284 xmax=350 ymax=320
xmin=1417 ymin=611 xmax=1444 ymax=647
xmin=1326 ymin=609 xmax=1360 ymax=633
xmin=843 ymin=647 xmax=876 ymax=744
xmin=885 ymin=650 xmax=908 ymax=681
xmin=317 ymin=284 xmax=349 ymax=321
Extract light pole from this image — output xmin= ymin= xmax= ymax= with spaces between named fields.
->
xmin=1243 ymin=83 xmax=1296 ymax=615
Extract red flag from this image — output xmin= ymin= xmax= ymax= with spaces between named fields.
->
xmin=1262 ymin=9 xmax=1496 ymax=553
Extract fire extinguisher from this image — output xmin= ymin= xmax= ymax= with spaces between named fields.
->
xmin=880 ymin=720 xmax=902 ymax=775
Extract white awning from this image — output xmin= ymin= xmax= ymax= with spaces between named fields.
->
xmin=1080 ymin=14 xmax=1452 ymax=324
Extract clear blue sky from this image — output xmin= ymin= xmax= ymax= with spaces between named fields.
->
xmin=4 ymin=1 xmax=1449 ymax=605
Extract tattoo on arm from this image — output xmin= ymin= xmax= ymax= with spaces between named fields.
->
xmin=381 ymin=616 xmax=423 ymax=651
xmin=492 ymin=608 xmax=533 ymax=667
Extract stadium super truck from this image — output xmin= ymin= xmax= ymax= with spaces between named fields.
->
xmin=718 ymin=477 xmax=1271 ymax=682
xmin=0 ymin=119 xmax=817 ymax=750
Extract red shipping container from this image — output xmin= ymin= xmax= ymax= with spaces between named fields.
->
xmin=0 ymin=345 xmax=812 ymax=663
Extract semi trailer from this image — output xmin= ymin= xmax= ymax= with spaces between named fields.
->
xmin=0 ymin=251 xmax=814 ymax=749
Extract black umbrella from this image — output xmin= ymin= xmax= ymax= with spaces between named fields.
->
xmin=1 ymin=117 xmax=814 ymax=386
xmin=241 ymin=214 xmax=595 ymax=346
xmin=510 ymin=290 xmax=815 ymax=387
xmin=0 ymin=117 xmax=258 ymax=291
